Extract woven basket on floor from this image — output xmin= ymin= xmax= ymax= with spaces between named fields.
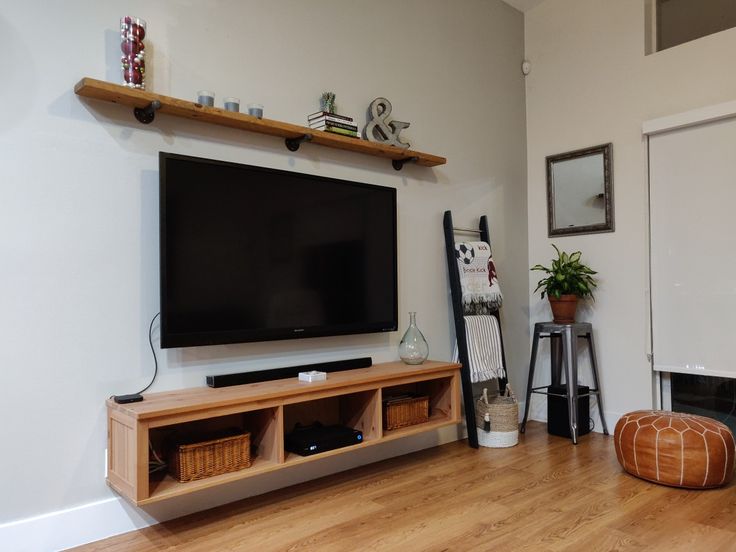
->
xmin=475 ymin=386 xmax=519 ymax=448
xmin=383 ymin=395 xmax=430 ymax=430
xmin=169 ymin=431 xmax=251 ymax=482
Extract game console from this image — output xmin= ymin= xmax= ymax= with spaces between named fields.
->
xmin=284 ymin=422 xmax=363 ymax=456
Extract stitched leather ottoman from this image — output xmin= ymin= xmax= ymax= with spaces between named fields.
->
xmin=614 ymin=410 xmax=735 ymax=488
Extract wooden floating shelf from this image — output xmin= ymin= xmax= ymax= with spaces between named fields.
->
xmin=106 ymin=360 xmax=461 ymax=505
xmin=74 ymin=78 xmax=446 ymax=170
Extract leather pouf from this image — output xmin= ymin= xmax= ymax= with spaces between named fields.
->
xmin=614 ymin=410 xmax=735 ymax=489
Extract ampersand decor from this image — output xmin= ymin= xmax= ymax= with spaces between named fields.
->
xmin=364 ymin=97 xmax=411 ymax=149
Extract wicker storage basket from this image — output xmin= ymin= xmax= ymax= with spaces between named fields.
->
xmin=475 ymin=386 xmax=519 ymax=448
xmin=383 ymin=395 xmax=430 ymax=430
xmin=169 ymin=431 xmax=251 ymax=482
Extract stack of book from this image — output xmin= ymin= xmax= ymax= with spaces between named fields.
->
xmin=308 ymin=111 xmax=360 ymax=139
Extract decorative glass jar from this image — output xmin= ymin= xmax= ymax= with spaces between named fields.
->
xmin=120 ymin=16 xmax=146 ymax=89
xmin=399 ymin=312 xmax=429 ymax=365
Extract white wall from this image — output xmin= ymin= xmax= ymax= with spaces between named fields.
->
xmin=0 ymin=1 xmax=527 ymax=548
xmin=524 ymin=0 xmax=736 ymax=427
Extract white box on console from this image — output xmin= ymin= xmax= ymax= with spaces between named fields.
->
xmin=298 ymin=370 xmax=327 ymax=382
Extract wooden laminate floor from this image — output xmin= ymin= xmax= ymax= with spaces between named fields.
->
xmin=74 ymin=422 xmax=736 ymax=551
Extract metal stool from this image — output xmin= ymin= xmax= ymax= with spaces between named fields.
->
xmin=520 ymin=321 xmax=608 ymax=444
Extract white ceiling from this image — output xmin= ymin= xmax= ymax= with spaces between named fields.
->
xmin=502 ymin=0 xmax=545 ymax=13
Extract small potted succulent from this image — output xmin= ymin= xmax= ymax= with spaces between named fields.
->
xmin=320 ymin=91 xmax=336 ymax=114
xmin=531 ymin=245 xmax=597 ymax=323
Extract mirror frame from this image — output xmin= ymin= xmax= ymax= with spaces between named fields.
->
xmin=546 ymin=143 xmax=614 ymax=237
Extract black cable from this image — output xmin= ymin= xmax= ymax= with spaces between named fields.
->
xmin=110 ymin=312 xmax=160 ymax=402
xmin=136 ymin=312 xmax=161 ymax=395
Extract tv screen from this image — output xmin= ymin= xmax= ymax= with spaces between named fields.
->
xmin=159 ymin=153 xmax=398 ymax=348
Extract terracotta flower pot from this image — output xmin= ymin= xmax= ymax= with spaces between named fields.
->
xmin=548 ymin=294 xmax=578 ymax=323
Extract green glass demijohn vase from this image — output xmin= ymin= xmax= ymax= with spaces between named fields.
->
xmin=399 ymin=312 xmax=429 ymax=365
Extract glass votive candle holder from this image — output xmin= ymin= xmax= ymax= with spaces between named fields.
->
xmin=223 ymin=97 xmax=240 ymax=112
xmin=197 ymin=91 xmax=215 ymax=107
xmin=247 ymin=103 xmax=264 ymax=119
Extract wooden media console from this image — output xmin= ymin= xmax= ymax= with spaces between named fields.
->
xmin=107 ymin=360 xmax=461 ymax=505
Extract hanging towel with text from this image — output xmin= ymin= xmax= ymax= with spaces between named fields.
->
xmin=454 ymin=241 xmax=502 ymax=314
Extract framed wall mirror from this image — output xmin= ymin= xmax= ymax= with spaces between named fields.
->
xmin=546 ymin=143 xmax=614 ymax=237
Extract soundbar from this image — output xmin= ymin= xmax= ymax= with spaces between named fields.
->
xmin=206 ymin=357 xmax=373 ymax=388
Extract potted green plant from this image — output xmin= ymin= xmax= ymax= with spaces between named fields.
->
xmin=531 ymin=245 xmax=597 ymax=323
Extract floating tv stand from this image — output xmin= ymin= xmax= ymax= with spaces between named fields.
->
xmin=74 ymin=78 xmax=447 ymax=171
xmin=107 ymin=360 xmax=461 ymax=505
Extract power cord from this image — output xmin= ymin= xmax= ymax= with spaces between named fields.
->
xmin=137 ymin=311 xmax=161 ymax=395
xmin=112 ymin=312 xmax=160 ymax=403
xmin=148 ymin=440 xmax=167 ymax=474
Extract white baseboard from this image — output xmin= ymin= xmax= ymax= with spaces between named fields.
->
xmin=0 ymin=496 xmax=155 ymax=552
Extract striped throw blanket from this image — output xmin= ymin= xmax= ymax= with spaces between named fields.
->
xmin=453 ymin=315 xmax=505 ymax=382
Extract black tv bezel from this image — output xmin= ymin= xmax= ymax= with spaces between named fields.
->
xmin=159 ymin=152 xmax=398 ymax=349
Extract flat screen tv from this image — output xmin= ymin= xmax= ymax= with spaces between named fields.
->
xmin=159 ymin=152 xmax=398 ymax=348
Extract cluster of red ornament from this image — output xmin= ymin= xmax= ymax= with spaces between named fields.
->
xmin=120 ymin=16 xmax=146 ymax=89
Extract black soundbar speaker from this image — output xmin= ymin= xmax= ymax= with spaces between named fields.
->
xmin=206 ymin=357 xmax=373 ymax=388
xmin=547 ymin=384 xmax=591 ymax=438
